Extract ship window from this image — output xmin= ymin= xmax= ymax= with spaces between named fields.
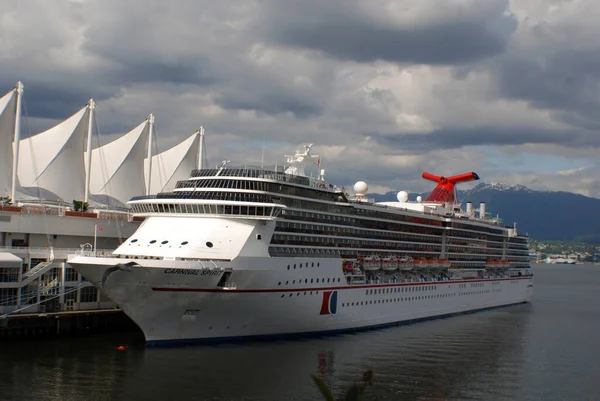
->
xmin=206 ymin=241 xmax=213 ymax=248
xmin=149 ymin=240 xmax=157 ymax=244
xmin=287 ymin=265 xmax=290 ymax=270
xmin=131 ymin=239 xmax=138 ymax=243
xmin=161 ymin=241 xmax=168 ymax=245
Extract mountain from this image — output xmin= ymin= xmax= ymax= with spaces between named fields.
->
xmin=369 ymin=183 xmax=600 ymax=242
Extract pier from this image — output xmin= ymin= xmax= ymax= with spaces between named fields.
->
xmin=0 ymin=309 xmax=140 ymax=340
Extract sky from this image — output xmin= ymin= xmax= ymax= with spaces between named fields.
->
xmin=2 ymin=0 xmax=600 ymax=197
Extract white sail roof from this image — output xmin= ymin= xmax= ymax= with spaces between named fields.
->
xmin=18 ymin=105 xmax=89 ymax=203
xmin=88 ymin=119 xmax=150 ymax=207
xmin=146 ymin=131 xmax=200 ymax=194
xmin=0 ymin=88 xmax=16 ymax=197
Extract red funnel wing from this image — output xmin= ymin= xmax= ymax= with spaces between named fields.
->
xmin=422 ymin=172 xmax=479 ymax=203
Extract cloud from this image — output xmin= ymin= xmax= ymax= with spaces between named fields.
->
xmin=258 ymin=0 xmax=517 ymax=64
xmin=1 ymin=0 xmax=600 ymax=198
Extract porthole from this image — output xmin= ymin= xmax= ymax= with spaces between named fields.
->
xmin=161 ymin=240 xmax=168 ymax=245
xmin=131 ymin=239 xmax=138 ymax=243
xmin=181 ymin=241 xmax=188 ymax=245
xmin=300 ymin=263 xmax=303 ymax=268
xmin=317 ymin=262 xmax=320 ymax=267
xmin=311 ymin=262 xmax=314 ymax=267
xmin=206 ymin=241 xmax=213 ymax=248
xmin=149 ymin=240 xmax=157 ymax=244
xmin=294 ymin=264 xmax=296 ymax=269
xmin=287 ymin=265 xmax=290 ymax=270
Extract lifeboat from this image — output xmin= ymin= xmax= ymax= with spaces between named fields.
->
xmin=363 ymin=254 xmax=381 ymax=271
xmin=429 ymin=258 xmax=440 ymax=268
xmin=382 ymin=256 xmax=397 ymax=271
xmin=439 ymin=258 xmax=451 ymax=268
xmin=398 ymin=256 xmax=413 ymax=271
xmin=413 ymin=258 xmax=429 ymax=269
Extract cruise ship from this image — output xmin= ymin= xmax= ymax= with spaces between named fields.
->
xmin=68 ymin=144 xmax=533 ymax=345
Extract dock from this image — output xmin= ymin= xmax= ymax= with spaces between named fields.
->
xmin=0 ymin=309 xmax=141 ymax=340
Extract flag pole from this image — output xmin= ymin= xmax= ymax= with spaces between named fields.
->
xmin=93 ymin=224 xmax=97 ymax=253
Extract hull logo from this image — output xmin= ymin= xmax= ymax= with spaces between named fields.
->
xmin=320 ymin=291 xmax=338 ymax=315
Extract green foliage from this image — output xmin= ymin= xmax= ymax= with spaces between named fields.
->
xmin=529 ymin=238 xmax=600 ymax=260
xmin=72 ymin=200 xmax=89 ymax=212
xmin=311 ymin=370 xmax=373 ymax=401
xmin=0 ymin=196 xmax=12 ymax=205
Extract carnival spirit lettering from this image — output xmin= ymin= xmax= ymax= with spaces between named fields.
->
xmin=163 ymin=268 xmax=222 ymax=276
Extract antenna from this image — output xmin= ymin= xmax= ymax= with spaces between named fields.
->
xmin=261 ymin=132 xmax=266 ymax=168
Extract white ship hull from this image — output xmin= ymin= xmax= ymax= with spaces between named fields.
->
xmin=69 ymin=255 xmax=533 ymax=345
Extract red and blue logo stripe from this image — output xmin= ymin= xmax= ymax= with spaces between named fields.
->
xmin=320 ymin=291 xmax=338 ymax=315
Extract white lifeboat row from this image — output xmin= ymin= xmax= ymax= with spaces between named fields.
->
xmin=349 ymin=254 xmax=453 ymax=272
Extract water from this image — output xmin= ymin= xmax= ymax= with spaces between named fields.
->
xmin=1 ymin=264 xmax=599 ymax=401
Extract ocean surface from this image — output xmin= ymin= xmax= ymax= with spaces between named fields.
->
xmin=1 ymin=263 xmax=599 ymax=401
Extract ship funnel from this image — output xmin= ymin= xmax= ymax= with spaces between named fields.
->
xmin=421 ymin=171 xmax=479 ymax=203
xmin=466 ymin=201 xmax=473 ymax=216
xmin=479 ymin=202 xmax=486 ymax=219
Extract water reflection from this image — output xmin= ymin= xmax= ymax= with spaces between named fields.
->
xmin=1 ymin=304 xmax=532 ymax=401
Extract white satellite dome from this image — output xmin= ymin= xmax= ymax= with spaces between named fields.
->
xmin=416 ymin=195 xmax=422 ymax=203
xmin=396 ymin=191 xmax=409 ymax=202
xmin=354 ymin=181 xmax=368 ymax=195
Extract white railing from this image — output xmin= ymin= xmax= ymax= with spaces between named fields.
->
xmin=22 ymin=261 xmax=54 ymax=279
xmin=0 ymin=246 xmax=114 ymax=259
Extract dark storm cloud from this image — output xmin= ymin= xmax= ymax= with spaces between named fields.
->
xmin=259 ymin=0 xmax=517 ymax=64
xmin=107 ymin=60 xmax=222 ymax=86
xmin=493 ymin=50 xmax=600 ymax=130
xmin=370 ymin=125 xmax=600 ymax=152
xmin=7 ymin=79 xmax=115 ymax=121
xmin=214 ymin=91 xmax=323 ymax=118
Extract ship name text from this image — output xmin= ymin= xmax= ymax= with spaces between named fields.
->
xmin=163 ymin=268 xmax=222 ymax=276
